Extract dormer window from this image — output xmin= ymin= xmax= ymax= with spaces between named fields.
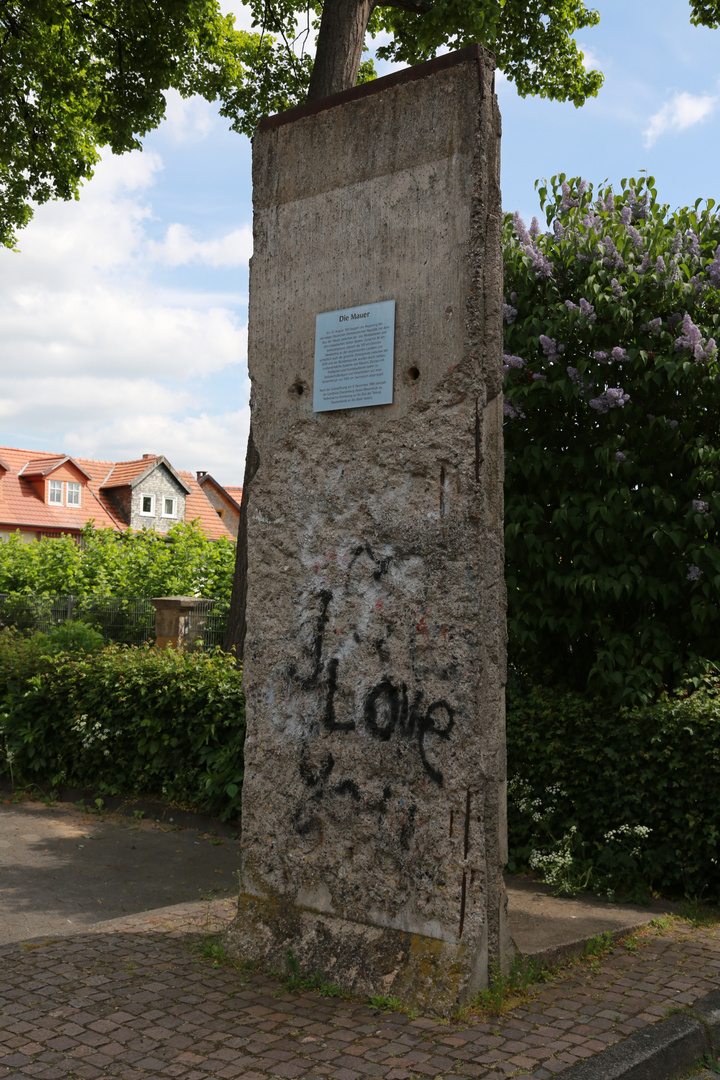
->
xmin=140 ymin=493 xmax=155 ymax=516
xmin=162 ymin=496 xmax=177 ymax=518
xmin=48 ymin=480 xmax=63 ymax=505
xmin=66 ymin=482 xmax=81 ymax=507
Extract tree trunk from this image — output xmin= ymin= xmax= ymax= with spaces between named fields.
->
xmin=222 ymin=422 xmax=260 ymax=660
xmin=307 ymin=0 xmax=376 ymax=101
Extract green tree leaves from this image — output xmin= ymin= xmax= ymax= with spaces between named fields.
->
xmin=0 ymin=521 xmax=236 ymax=599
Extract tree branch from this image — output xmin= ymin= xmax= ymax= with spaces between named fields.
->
xmin=376 ymin=0 xmax=434 ymax=13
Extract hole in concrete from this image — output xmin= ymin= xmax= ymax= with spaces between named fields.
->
xmin=291 ymin=382 xmax=305 ymax=396
xmin=407 ymin=366 xmax=420 ymax=381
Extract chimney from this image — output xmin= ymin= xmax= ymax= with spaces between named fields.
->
xmin=197 ymin=470 xmax=207 ymax=481
xmin=143 ymin=453 xmax=156 ymax=460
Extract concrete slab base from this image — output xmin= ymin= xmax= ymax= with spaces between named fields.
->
xmin=507 ymin=874 xmax=680 ymax=967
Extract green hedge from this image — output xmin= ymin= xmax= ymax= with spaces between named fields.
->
xmin=0 ymin=630 xmax=245 ymax=820
xmin=507 ymin=672 xmax=720 ymax=898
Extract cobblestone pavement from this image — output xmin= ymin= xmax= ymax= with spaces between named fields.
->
xmin=1 ymin=900 xmax=720 ymax=1080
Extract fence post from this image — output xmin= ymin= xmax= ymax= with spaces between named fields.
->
xmin=150 ymin=597 xmax=203 ymax=651
xmin=67 ymin=595 xmax=74 ymax=621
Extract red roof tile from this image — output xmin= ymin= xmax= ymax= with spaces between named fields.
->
xmin=0 ymin=446 xmax=234 ymax=541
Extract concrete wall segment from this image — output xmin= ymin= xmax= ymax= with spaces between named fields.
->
xmin=229 ymin=46 xmax=506 ymax=1015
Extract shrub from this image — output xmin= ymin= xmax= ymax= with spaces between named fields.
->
xmin=0 ymin=630 xmax=245 ymax=820
xmin=507 ymin=671 xmax=720 ymax=898
xmin=33 ymin=620 xmax=105 ymax=656
xmin=0 ymin=521 xmax=236 ymax=601
xmin=503 ymin=175 xmax=720 ymax=704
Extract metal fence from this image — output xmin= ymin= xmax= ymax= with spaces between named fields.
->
xmin=0 ymin=595 xmax=229 ymax=650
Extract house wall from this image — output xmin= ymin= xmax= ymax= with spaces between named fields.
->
xmin=106 ymin=487 xmax=132 ymax=526
xmin=40 ymin=462 xmax=89 ymax=507
xmin=200 ymin=483 xmax=241 ymax=538
xmin=0 ymin=528 xmax=37 ymax=543
xmin=130 ymin=466 xmax=187 ymax=533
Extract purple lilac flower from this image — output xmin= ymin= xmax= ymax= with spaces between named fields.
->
xmin=589 ymin=387 xmax=631 ymax=413
xmin=655 ymin=256 xmax=666 ymax=275
xmin=503 ymin=303 xmax=518 ymax=324
xmin=580 ymin=298 xmax=597 ymax=322
xmin=611 ymin=279 xmax=623 ymax=298
xmin=669 ymin=419 xmax=679 ymax=429
xmin=615 ymin=451 xmax=626 ymax=462
xmin=687 ymin=565 xmax=703 ymax=582
xmin=539 ymin=335 xmax=561 ymax=360
xmin=670 ymin=232 xmax=682 ymax=257
xmin=602 ymin=235 xmax=624 ymax=269
xmin=709 ymin=244 xmax=720 ymax=286
xmin=513 ymin=211 xmax=530 ymax=244
xmin=566 ymin=365 xmax=581 ymax=384
xmin=510 ymin=291 xmax=518 ymax=304
xmin=594 ymin=350 xmax=608 ymax=362
xmin=638 ymin=253 xmax=652 ymax=274
xmin=532 ymin=373 xmax=547 ymax=381
xmin=685 ymin=231 xmax=700 ymax=260
xmin=583 ymin=210 xmax=598 ymax=229
xmin=692 ymin=500 xmax=709 ymax=514
xmin=646 ymin=317 xmax=662 ymax=334
xmin=503 ymin=354 xmax=525 ymax=369
xmin=668 ymin=312 xmax=682 ymax=327
xmin=553 ymin=219 xmax=565 ymax=239
xmin=565 ymin=300 xmax=579 ymax=312
xmin=525 ymin=243 xmax=554 ymax=279
xmin=611 ymin=347 xmax=627 ymax=362
xmin=503 ymin=400 xmax=524 ymax=419
xmin=604 ymin=192 xmax=615 ymax=212
xmin=665 ymin=259 xmax=680 ymax=284
xmin=674 ymin=313 xmax=715 ymax=361
xmin=626 ymin=225 xmax=643 ymax=250
xmin=529 ymin=216 xmax=541 ymax=238
xmin=620 ymin=205 xmax=632 ymax=225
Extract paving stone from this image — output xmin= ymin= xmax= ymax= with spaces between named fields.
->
xmin=0 ymin=905 xmax=719 ymax=1080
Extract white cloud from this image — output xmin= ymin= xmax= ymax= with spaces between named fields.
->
xmin=148 ymin=223 xmax=253 ymax=268
xmin=577 ymin=43 xmax=601 ymax=71
xmin=643 ymin=90 xmax=718 ymax=147
xmin=162 ymin=89 xmax=218 ymax=145
xmin=65 ymin=407 xmax=251 ymax=487
xmin=0 ymin=143 xmax=250 ymax=475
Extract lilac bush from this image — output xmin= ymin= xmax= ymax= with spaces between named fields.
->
xmin=503 ymin=174 xmax=720 ymax=704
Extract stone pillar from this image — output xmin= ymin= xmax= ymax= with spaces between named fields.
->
xmin=151 ymin=597 xmax=204 ymax=651
xmin=226 ymin=44 xmax=508 ymax=1015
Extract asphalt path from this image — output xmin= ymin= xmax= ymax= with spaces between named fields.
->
xmin=0 ymin=795 xmax=241 ymax=944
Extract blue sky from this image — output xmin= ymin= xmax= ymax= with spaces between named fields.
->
xmin=1 ymin=0 xmax=718 ymax=485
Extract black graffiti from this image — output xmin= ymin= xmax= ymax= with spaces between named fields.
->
xmin=290 ymin=590 xmax=456 ymax=785
xmin=363 ymin=680 xmax=455 ymax=785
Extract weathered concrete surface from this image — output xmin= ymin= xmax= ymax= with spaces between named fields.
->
xmin=227 ymin=45 xmax=505 ymax=1015
xmin=507 ymin=876 xmax=679 ymax=968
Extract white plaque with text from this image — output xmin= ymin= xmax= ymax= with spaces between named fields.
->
xmin=313 ymin=300 xmax=395 ymax=412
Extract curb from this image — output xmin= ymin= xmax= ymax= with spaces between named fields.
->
xmin=559 ymin=988 xmax=720 ymax=1079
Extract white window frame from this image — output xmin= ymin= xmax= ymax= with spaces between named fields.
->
xmin=161 ymin=496 xmax=178 ymax=518
xmin=48 ymin=479 xmax=63 ymax=505
xmin=66 ymin=481 xmax=82 ymax=507
xmin=139 ymin=492 xmax=156 ymax=516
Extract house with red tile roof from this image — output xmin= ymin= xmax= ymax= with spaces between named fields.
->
xmin=195 ymin=472 xmax=243 ymax=538
xmin=0 ymin=447 xmax=235 ymax=543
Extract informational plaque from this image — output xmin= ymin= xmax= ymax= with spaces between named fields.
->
xmin=313 ymin=300 xmax=395 ymax=412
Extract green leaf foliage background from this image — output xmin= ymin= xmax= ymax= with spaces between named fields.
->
xmin=503 ymin=175 xmax=720 ymax=705
xmin=0 ymin=521 xmax=236 ymax=601
xmin=507 ymin=671 xmax=720 ymax=898
xmin=0 ymin=631 xmax=245 ymax=821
